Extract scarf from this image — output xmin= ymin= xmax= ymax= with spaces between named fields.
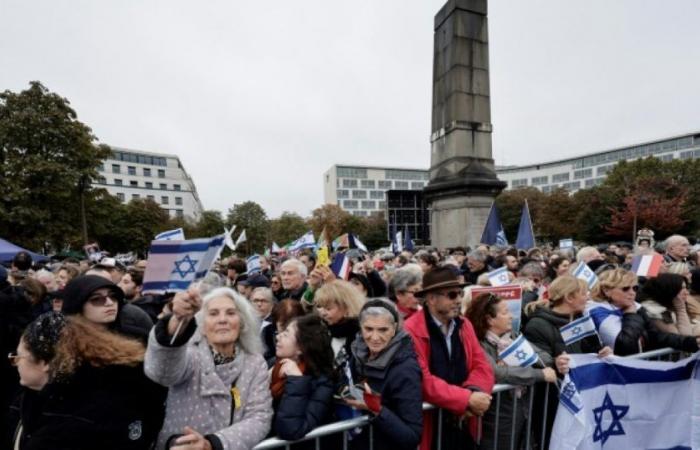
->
xmin=327 ymin=318 xmax=359 ymax=339
xmin=210 ymin=346 xmax=236 ymax=365
xmin=270 ymin=359 xmax=307 ymax=401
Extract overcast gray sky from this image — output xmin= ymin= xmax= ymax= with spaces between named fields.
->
xmin=2 ymin=1 xmax=699 ymax=218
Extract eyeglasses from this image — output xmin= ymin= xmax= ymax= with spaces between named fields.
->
xmin=619 ymin=285 xmax=638 ymax=292
xmin=436 ymin=290 xmax=462 ymax=301
xmin=87 ymin=293 xmax=117 ymax=306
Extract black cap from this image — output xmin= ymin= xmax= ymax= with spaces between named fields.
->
xmin=239 ymin=273 xmax=271 ymax=288
xmin=60 ymin=275 xmax=124 ymax=315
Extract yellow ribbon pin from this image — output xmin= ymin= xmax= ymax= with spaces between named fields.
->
xmin=231 ymin=387 xmax=242 ymax=409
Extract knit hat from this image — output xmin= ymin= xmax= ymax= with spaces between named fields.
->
xmin=60 ymin=275 xmax=125 ymax=315
xmin=23 ymin=311 xmax=66 ymax=362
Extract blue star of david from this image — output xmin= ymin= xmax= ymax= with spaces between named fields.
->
xmin=515 ymin=350 xmax=528 ymax=361
xmin=572 ymin=326 xmax=582 ymax=335
xmin=592 ymin=392 xmax=629 ymax=445
xmin=172 ymin=255 xmax=198 ymax=278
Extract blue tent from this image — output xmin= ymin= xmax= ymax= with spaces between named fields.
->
xmin=0 ymin=238 xmax=50 ymax=264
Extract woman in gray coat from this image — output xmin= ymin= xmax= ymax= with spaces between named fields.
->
xmin=145 ymin=287 xmax=272 ymax=450
xmin=466 ymin=293 xmax=556 ymax=450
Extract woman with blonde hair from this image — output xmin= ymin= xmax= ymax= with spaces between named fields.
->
xmin=523 ymin=275 xmax=612 ymax=449
xmin=588 ymin=268 xmax=699 ymax=355
xmin=314 ymin=280 xmax=364 ymax=369
xmin=9 ymin=312 xmax=165 ymax=450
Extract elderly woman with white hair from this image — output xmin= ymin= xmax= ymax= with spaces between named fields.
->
xmin=144 ymin=287 xmax=272 ymax=450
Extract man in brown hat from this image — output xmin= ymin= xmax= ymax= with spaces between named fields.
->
xmin=404 ymin=266 xmax=494 ymax=450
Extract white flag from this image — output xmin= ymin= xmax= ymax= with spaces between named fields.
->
xmin=498 ymin=334 xmax=538 ymax=367
xmin=560 ymin=315 xmax=598 ymax=346
xmin=551 ymin=353 xmax=700 ymax=449
xmin=234 ymin=230 xmax=247 ymax=249
xmin=224 ymin=225 xmax=237 ymax=251
xmin=573 ymin=261 xmax=598 ymax=289
xmin=142 ymin=235 xmax=225 ymax=294
xmin=155 ymin=228 xmax=185 ymax=241
xmin=246 ymin=254 xmax=261 ymax=274
xmin=288 ymin=231 xmax=315 ymax=252
xmin=487 ymin=266 xmax=511 ymax=287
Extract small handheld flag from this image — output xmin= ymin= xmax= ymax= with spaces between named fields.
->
xmin=487 ymin=266 xmax=511 ymax=287
xmin=572 ymin=261 xmax=598 ymax=288
xmin=498 ymin=334 xmax=539 ymax=367
xmin=630 ymin=253 xmax=663 ymax=277
xmin=234 ymin=230 xmax=247 ymax=250
xmin=559 ymin=238 xmax=574 ymax=249
xmin=224 ymin=226 xmax=237 ymax=251
xmin=288 ymin=231 xmax=316 ymax=252
xmin=155 ymin=228 xmax=185 ymax=241
xmin=246 ymin=254 xmax=261 ymax=274
xmin=560 ymin=315 xmax=598 ymax=346
xmin=330 ymin=253 xmax=351 ymax=280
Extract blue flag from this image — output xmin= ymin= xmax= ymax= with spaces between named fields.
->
xmin=515 ymin=200 xmax=535 ymax=250
xmin=404 ymin=225 xmax=415 ymax=252
xmin=480 ymin=203 xmax=508 ymax=246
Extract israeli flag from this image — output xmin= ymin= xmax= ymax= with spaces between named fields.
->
xmin=246 ymin=254 xmax=261 ymax=274
xmin=288 ymin=231 xmax=316 ymax=252
xmin=487 ymin=267 xmax=511 ymax=287
xmin=155 ymin=228 xmax=185 ymax=241
xmin=560 ymin=315 xmax=598 ymax=346
xmin=142 ymin=235 xmax=225 ymax=294
xmin=498 ymin=334 xmax=539 ymax=367
xmin=573 ymin=261 xmax=598 ymax=289
xmin=585 ymin=301 xmax=625 ymax=350
xmin=550 ymin=353 xmax=700 ymax=449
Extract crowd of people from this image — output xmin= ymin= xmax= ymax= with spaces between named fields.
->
xmin=2 ymin=230 xmax=700 ymax=449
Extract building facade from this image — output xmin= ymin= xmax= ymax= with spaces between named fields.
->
xmin=386 ymin=190 xmax=431 ymax=245
xmin=95 ymin=146 xmax=204 ymax=220
xmin=323 ymin=165 xmax=429 ymax=217
xmin=497 ymin=132 xmax=700 ymax=193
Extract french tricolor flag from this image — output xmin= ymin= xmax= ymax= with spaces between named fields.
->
xmin=630 ymin=253 xmax=663 ymax=277
xmin=330 ymin=253 xmax=351 ymax=280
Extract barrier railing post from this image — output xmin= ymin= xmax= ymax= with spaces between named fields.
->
xmin=540 ymin=384 xmax=549 ymax=449
xmin=493 ymin=391 xmax=501 ymax=449
xmin=510 ymin=394 xmax=518 ymax=450
xmin=437 ymin=408 xmax=443 ymax=450
xmin=525 ymin=384 xmax=535 ymax=450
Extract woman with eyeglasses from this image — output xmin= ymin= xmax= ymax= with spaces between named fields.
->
xmin=389 ymin=266 xmax=423 ymax=320
xmin=466 ymin=293 xmax=557 ymax=450
xmin=587 ymin=269 xmax=700 ymax=356
xmin=639 ymin=272 xmax=700 ymax=337
xmin=7 ymin=311 xmax=165 ymax=450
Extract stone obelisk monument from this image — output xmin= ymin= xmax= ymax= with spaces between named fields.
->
xmin=424 ymin=0 xmax=506 ymax=249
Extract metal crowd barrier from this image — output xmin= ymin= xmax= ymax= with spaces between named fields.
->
xmin=253 ymin=348 xmax=686 ymax=450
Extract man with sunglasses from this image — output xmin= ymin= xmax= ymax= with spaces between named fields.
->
xmin=404 ymin=266 xmax=494 ymax=450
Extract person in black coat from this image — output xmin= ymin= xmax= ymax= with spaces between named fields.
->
xmin=346 ymin=299 xmax=423 ymax=450
xmin=589 ymin=268 xmax=699 ymax=356
xmin=270 ymin=314 xmax=334 ymax=444
xmin=7 ymin=312 xmax=165 ymax=450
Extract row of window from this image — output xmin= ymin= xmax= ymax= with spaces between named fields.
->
xmin=107 ymin=164 xmax=167 ymax=178
xmin=384 ymin=169 xmax=429 ymax=181
xmin=98 ymin=178 xmax=181 ymax=191
xmin=111 ymin=151 xmax=168 ymax=167
xmin=571 ymin=136 xmax=694 ymax=169
xmin=336 ymin=190 xmax=387 ymax=200
xmin=115 ymin=192 xmax=183 ymax=205
xmin=339 ymin=179 xmax=424 ymax=190
xmin=341 ymin=200 xmax=387 ymax=210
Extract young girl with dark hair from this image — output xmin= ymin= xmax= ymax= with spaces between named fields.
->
xmin=271 ymin=314 xmax=335 ymax=442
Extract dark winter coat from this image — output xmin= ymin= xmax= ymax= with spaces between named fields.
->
xmin=277 ymin=282 xmax=309 ymax=302
xmin=613 ymin=306 xmax=698 ymax=356
xmin=9 ymin=363 xmax=166 ymax=450
xmin=273 ymin=374 xmax=334 ymax=441
xmin=348 ymin=329 xmax=423 ymax=450
xmin=130 ymin=294 xmax=169 ymax=324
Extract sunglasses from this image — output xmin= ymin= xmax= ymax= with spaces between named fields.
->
xmin=437 ymin=290 xmax=462 ymax=300
xmin=87 ymin=293 xmax=117 ymax=307
xmin=619 ymin=285 xmax=638 ymax=292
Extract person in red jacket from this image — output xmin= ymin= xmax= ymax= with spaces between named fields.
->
xmin=404 ymin=266 xmax=494 ymax=450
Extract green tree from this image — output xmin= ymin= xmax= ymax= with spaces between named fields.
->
xmin=226 ymin=201 xmax=268 ymax=254
xmin=191 ymin=210 xmax=226 ymax=238
xmin=537 ymin=188 xmax=579 ymax=243
xmin=495 ymin=187 xmax=546 ymax=241
xmin=309 ymin=204 xmax=352 ymax=240
xmin=269 ymin=212 xmax=308 ymax=246
xmin=360 ymin=215 xmax=389 ymax=250
xmin=0 ymin=81 xmax=110 ymax=250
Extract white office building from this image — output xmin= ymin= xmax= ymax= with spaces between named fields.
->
xmin=497 ymin=132 xmax=700 ymax=193
xmin=95 ymin=146 xmax=204 ymax=220
xmin=323 ymin=165 xmax=429 ymax=217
